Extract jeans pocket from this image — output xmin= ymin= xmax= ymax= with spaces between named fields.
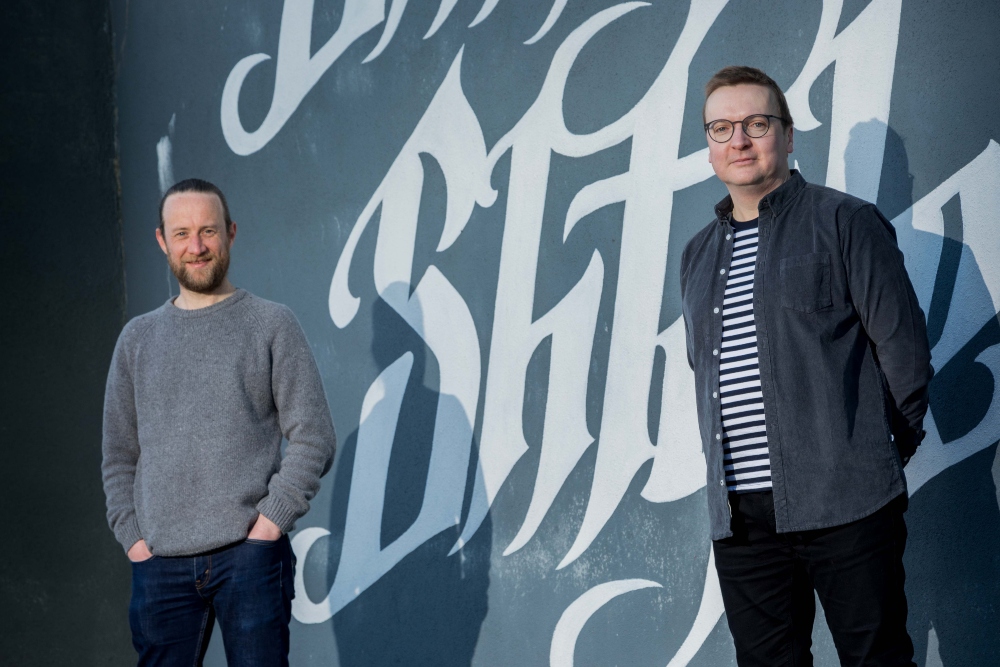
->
xmin=244 ymin=537 xmax=280 ymax=546
xmin=130 ymin=555 xmax=159 ymax=565
xmin=780 ymin=253 xmax=832 ymax=313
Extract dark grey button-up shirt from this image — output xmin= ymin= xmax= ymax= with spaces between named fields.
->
xmin=680 ymin=171 xmax=933 ymax=540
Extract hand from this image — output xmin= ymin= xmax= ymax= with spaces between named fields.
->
xmin=247 ymin=514 xmax=282 ymax=542
xmin=127 ymin=539 xmax=154 ymax=562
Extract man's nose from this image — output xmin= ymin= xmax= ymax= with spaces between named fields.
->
xmin=730 ymin=123 xmax=752 ymax=148
xmin=186 ymin=234 xmax=207 ymax=255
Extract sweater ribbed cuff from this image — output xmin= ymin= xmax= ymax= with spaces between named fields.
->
xmin=256 ymin=494 xmax=300 ymax=534
xmin=114 ymin=517 xmax=144 ymax=554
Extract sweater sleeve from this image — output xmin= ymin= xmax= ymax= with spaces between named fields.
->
xmin=101 ymin=328 xmax=145 ymax=552
xmin=256 ymin=309 xmax=337 ymax=532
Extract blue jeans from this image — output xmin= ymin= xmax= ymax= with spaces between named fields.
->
xmin=129 ymin=535 xmax=295 ymax=666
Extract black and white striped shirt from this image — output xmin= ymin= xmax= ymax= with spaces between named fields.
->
xmin=720 ymin=220 xmax=772 ymax=493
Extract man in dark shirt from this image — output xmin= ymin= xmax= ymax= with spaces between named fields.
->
xmin=680 ymin=66 xmax=932 ymax=666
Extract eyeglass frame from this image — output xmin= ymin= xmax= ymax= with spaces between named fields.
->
xmin=703 ymin=114 xmax=792 ymax=143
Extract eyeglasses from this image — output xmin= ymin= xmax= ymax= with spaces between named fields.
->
xmin=704 ymin=114 xmax=790 ymax=143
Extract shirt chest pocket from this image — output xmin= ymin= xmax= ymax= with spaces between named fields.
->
xmin=779 ymin=252 xmax=833 ymax=313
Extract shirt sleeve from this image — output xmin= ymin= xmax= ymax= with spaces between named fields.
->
xmin=255 ymin=309 xmax=337 ymax=532
xmin=101 ymin=329 xmax=145 ymax=552
xmin=841 ymin=204 xmax=934 ymax=459
xmin=680 ymin=242 xmax=695 ymax=371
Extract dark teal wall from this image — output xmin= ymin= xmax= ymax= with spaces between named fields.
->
xmin=0 ymin=1 xmax=132 ymax=665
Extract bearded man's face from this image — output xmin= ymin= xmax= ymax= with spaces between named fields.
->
xmin=157 ymin=192 xmax=233 ymax=294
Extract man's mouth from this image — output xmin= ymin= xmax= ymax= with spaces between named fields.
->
xmin=731 ymin=156 xmax=755 ymax=165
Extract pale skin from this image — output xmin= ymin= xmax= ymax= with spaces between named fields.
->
xmin=704 ymin=83 xmax=794 ymax=222
xmin=126 ymin=191 xmax=280 ymax=562
xmin=155 ymin=191 xmax=237 ymax=310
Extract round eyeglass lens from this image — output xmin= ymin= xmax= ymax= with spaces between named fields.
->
xmin=709 ymin=121 xmax=734 ymax=142
xmin=744 ymin=115 xmax=770 ymax=138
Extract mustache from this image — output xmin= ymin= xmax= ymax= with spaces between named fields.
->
xmin=181 ymin=252 xmax=217 ymax=263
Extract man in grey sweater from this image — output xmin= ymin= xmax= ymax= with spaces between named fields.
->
xmin=102 ymin=178 xmax=336 ymax=666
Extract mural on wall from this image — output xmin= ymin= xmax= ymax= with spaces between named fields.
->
xmin=114 ymin=0 xmax=1000 ymax=664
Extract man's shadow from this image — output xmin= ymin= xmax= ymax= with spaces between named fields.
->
xmin=848 ymin=120 xmax=1000 ymax=666
xmin=326 ymin=286 xmax=491 ymax=667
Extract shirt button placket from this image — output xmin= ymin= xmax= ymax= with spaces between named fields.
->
xmin=718 ymin=231 xmax=730 ymax=490
xmin=714 ymin=229 xmax=730 ymax=497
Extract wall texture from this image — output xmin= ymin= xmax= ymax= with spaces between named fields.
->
xmin=0 ymin=1 xmax=134 ymax=664
xmin=109 ymin=1 xmax=999 ymax=665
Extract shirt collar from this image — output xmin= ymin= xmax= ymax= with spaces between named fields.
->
xmin=714 ymin=169 xmax=807 ymax=223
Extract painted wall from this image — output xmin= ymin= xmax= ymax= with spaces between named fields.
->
xmin=111 ymin=1 xmax=1000 ymax=665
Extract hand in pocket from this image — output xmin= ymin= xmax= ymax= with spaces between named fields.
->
xmin=127 ymin=539 xmax=154 ymax=562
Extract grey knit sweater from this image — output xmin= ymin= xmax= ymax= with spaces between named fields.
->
xmin=101 ymin=289 xmax=336 ymax=556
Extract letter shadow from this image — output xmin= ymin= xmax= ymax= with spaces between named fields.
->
xmin=849 ymin=120 xmax=1000 ymax=666
xmin=326 ymin=286 xmax=491 ymax=667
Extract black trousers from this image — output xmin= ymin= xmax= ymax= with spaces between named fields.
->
xmin=713 ymin=492 xmax=916 ymax=667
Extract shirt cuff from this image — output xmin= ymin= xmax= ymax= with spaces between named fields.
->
xmin=114 ymin=517 xmax=144 ymax=554
xmin=256 ymin=494 xmax=300 ymax=534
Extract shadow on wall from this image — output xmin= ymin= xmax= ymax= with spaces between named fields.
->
xmin=327 ymin=286 xmax=491 ymax=667
xmin=852 ymin=120 xmax=1000 ymax=666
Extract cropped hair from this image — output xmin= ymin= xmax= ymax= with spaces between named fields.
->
xmin=158 ymin=178 xmax=233 ymax=234
xmin=703 ymin=66 xmax=794 ymax=127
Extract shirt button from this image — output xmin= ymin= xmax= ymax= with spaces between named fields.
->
xmin=720 ymin=480 xmax=725 ymax=486
xmin=720 ymin=268 xmax=726 ymax=275
xmin=716 ymin=433 xmax=721 ymax=440
xmin=713 ymin=349 xmax=719 ymax=356
xmin=726 ymin=234 xmax=732 ymax=240
xmin=713 ymin=391 xmax=718 ymax=398
xmin=714 ymin=307 xmax=720 ymax=314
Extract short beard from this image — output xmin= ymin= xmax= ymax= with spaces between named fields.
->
xmin=168 ymin=249 xmax=230 ymax=294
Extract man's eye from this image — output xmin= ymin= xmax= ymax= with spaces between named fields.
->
xmin=712 ymin=124 xmax=728 ymax=135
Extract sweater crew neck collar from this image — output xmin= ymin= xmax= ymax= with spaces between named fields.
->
xmin=164 ymin=288 xmax=248 ymax=319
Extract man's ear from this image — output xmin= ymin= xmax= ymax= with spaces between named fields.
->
xmin=227 ymin=220 xmax=237 ymax=245
xmin=155 ymin=227 xmax=168 ymax=255
xmin=786 ymin=125 xmax=794 ymax=154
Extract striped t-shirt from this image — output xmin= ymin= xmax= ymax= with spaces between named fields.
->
xmin=719 ymin=219 xmax=772 ymax=493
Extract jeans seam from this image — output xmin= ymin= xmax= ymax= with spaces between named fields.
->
xmin=192 ymin=607 xmax=211 ymax=667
